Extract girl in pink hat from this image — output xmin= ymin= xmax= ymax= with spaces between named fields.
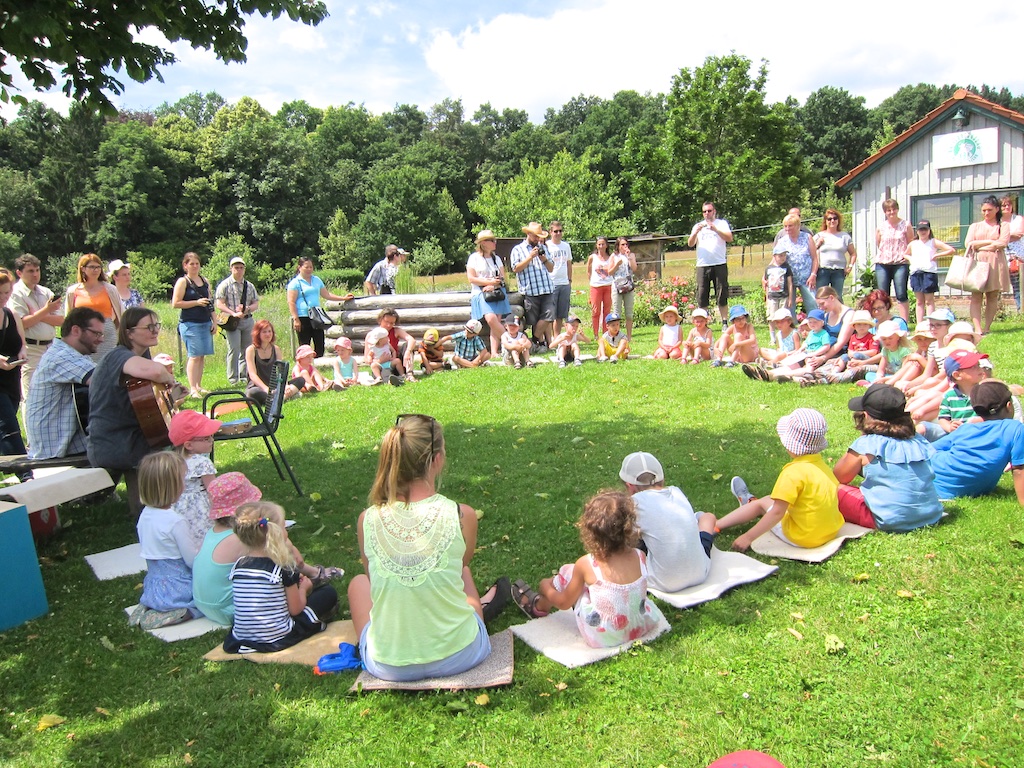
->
xmin=292 ymin=345 xmax=340 ymax=393
xmin=168 ymin=410 xmax=222 ymax=550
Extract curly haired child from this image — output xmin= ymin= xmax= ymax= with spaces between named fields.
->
xmin=511 ymin=490 xmax=665 ymax=649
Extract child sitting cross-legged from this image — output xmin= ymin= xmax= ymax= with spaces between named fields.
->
xmin=293 ymin=344 xmax=341 ymax=392
xmin=442 ymin=319 xmax=491 ymax=369
xmin=832 ymin=384 xmax=943 ymax=532
xmin=417 ymin=328 xmax=446 ymax=376
xmin=756 ymin=308 xmax=801 ymax=367
xmin=712 ymin=305 xmax=759 ymax=368
xmin=718 ymin=408 xmax=843 ymax=552
xmin=511 ymin=490 xmax=666 ymax=649
xmin=223 ymin=500 xmax=339 ymax=654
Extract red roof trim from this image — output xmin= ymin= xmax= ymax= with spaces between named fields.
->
xmin=836 ymin=89 xmax=1024 ymax=189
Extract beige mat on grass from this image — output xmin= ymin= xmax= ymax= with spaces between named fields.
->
xmin=86 ymin=543 xmax=145 ymax=580
xmin=648 ymin=548 xmax=778 ymax=609
xmin=351 ymin=629 xmax=514 ymax=691
xmin=204 ymin=620 xmax=357 ymax=664
xmin=511 ymin=610 xmax=671 ymax=669
xmin=749 ymin=522 xmax=874 ymax=563
xmin=124 ymin=604 xmax=227 ymax=642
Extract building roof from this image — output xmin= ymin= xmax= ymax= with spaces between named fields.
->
xmin=836 ymin=89 xmax=1024 ymax=190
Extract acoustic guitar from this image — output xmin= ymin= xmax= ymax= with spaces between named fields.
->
xmin=123 ymin=377 xmax=179 ymax=449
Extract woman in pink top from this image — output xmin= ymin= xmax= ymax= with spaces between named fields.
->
xmin=965 ymin=195 xmax=1011 ymax=335
xmin=586 ymin=236 xmax=620 ymax=338
xmin=874 ymin=199 xmax=912 ymax=324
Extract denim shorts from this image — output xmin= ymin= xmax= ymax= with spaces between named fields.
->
xmin=360 ymin=613 xmax=491 ymax=682
xmin=178 ymin=321 xmax=214 ymax=357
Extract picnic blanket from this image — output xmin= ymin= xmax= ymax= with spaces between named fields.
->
xmin=351 ymin=629 xmax=515 ymax=691
xmin=648 ymin=548 xmax=778 ymax=609
xmin=750 ymin=522 xmax=874 ymax=563
xmin=86 ymin=543 xmax=145 ymax=580
xmin=510 ymin=609 xmax=671 ymax=669
xmin=204 ymin=620 xmax=357 ymax=665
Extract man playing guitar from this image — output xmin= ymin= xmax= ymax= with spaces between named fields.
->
xmin=25 ymin=307 xmax=105 ymax=460
xmin=87 ymin=307 xmax=187 ymax=519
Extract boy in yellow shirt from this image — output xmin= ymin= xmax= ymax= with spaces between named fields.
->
xmin=717 ymin=408 xmax=843 ymax=552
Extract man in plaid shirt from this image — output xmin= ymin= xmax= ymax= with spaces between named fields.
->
xmin=510 ymin=221 xmax=555 ymax=351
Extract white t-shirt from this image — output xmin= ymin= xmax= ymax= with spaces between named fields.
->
xmin=908 ymin=239 xmax=938 ymax=274
xmin=548 ymin=241 xmax=573 ymax=286
xmin=691 ymin=219 xmax=730 ymax=267
xmin=466 ymin=252 xmax=503 ymax=296
xmin=633 ymin=486 xmax=711 ymax=592
xmin=816 ymin=231 xmax=852 ymax=270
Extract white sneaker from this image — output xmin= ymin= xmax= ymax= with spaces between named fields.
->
xmin=573 ymin=359 xmax=582 ymax=367
xmin=731 ymin=476 xmax=755 ymax=506
xmin=558 ymin=361 xmax=566 ymax=368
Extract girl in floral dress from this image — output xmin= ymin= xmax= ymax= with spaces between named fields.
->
xmin=512 ymin=490 xmax=665 ymax=649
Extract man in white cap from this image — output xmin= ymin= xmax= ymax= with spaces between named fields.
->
xmin=364 ymin=244 xmax=407 ymax=295
xmin=510 ymin=221 xmax=555 ymax=351
xmin=619 ymin=451 xmax=716 ymax=592
xmin=215 ymin=256 xmax=259 ymax=384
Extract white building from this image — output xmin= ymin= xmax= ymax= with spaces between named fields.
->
xmin=837 ymin=89 xmax=1024 ymax=267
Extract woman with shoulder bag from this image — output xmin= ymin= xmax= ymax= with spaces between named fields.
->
xmin=467 ymin=230 xmax=511 ymax=357
xmin=287 ymin=257 xmax=353 ymax=358
xmin=965 ymin=195 xmax=1011 ymax=336
xmin=612 ymin=237 xmax=638 ymax=342
xmin=172 ymin=252 xmax=215 ymax=398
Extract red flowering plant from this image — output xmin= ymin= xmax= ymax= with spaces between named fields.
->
xmin=633 ymin=274 xmax=696 ymax=327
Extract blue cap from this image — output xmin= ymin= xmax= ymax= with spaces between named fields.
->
xmin=728 ymin=305 xmax=749 ymax=321
xmin=807 ymin=309 xmax=827 ymax=322
xmin=605 ymin=312 xmax=621 ymax=323
xmin=926 ymin=307 xmax=956 ymax=324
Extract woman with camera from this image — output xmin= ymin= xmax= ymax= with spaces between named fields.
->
xmin=466 ymin=230 xmax=511 ymax=358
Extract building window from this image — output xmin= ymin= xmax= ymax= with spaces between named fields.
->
xmin=912 ymin=189 xmax=1022 ymax=248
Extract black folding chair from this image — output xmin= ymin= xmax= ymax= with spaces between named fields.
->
xmin=202 ymin=360 xmax=303 ymax=495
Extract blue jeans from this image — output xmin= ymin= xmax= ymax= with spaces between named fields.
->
xmin=874 ymin=262 xmax=910 ymax=304
xmin=795 ymin=281 xmax=818 ymax=315
xmin=816 ymin=267 xmax=846 ymax=296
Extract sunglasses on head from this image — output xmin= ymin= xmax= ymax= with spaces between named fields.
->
xmin=395 ymin=413 xmax=442 ymax=453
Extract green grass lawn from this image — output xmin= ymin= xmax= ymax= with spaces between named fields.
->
xmin=2 ymin=306 xmax=1023 ymax=767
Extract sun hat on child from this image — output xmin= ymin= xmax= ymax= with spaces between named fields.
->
xmin=878 ymin=320 xmax=908 ymax=338
xmin=776 ymin=408 xmax=828 ymax=456
xmin=926 ymin=307 xmax=956 ymax=324
xmin=207 ymin=472 xmax=262 ymax=520
xmin=658 ymin=306 xmax=681 ymax=320
xmin=619 ymin=452 xmax=664 ymax=485
xmin=366 ymin=328 xmax=388 ymax=345
xmin=691 ymin=308 xmax=709 ymax=319
xmin=295 ymin=344 xmax=316 ymax=360
xmin=464 ymin=318 xmax=483 ymax=334
xmin=333 ymin=336 xmax=352 ymax=350
xmin=850 ymin=309 xmax=875 ymax=326
xmin=848 ymin=383 xmax=907 ymax=421
xmin=807 ymin=309 xmax=827 ymax=323
xmin=728 ymin=305 xmax=749 ymax=321
xmin=168 ymin=410 xmax=222 ymax=447
xmin=152 ymin=352 xmax=174 ymax=366
xmin=423 ymin=328 xmax=440 ymax=342
xmin=770 ymin=308 xmax=793 ymax=322
xmin=947 ymin=321 xmax=980 ymax=343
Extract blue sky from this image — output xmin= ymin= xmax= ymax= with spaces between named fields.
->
xmin=6 ymin=1 xmax=1024 ymax=121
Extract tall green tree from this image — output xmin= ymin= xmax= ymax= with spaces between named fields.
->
xmin=469 ymin=150 xmax=629 ymax=239
xmin=0 ymin=0 xmax=327 ymax=113
xmin=796 ymin=86 xmax=873 ymax=191
xmin=155 ymin=91 xmax=227 ymax=127
xmin=869 ymin=83 xmax=958 ymax=135
xmin=624 ymin=54 xmax=809 ymax=236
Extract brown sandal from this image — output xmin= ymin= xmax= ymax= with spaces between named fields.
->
xmin=511 ymin=579 xmax=549 ymax=618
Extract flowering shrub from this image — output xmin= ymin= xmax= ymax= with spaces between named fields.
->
xmin=633 ymin=275 xmax=696 ymax=327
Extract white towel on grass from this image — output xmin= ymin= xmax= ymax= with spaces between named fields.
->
xmin=648 ymin=548 xmax=778 ymax=609
xmin=511 ymin=609 xmax=670 ymax=669
xmin=750 ymin=522 xmax=874 ymax=563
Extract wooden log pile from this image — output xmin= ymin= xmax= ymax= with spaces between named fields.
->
xmin=324 ymin=292 xmax=525 ymax=354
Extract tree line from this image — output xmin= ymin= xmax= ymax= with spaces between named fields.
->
xmin=1 ymin=52 xmax=1021 ymax=296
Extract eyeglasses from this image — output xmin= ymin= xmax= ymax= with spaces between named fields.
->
xmin=82 ymin=326 xmax=105 ymax=337
xmin=871 ymin=304 xmax=887 ymax=310
xmin=551 ymin=229 xmax=562 ymax=234
xmin=395 ymin=413 xmax=442 ymax=454
xmin=702 ymin=209 xmax=715 ymax=214
xmin=84 ymin=265 xmax=102 ymax=271
xmin=131 ymin=322 xmax=162 ymax=333
xmin=825 ymin=216 xmax=839 ymax=221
